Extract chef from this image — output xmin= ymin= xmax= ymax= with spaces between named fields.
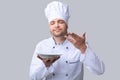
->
xmin=29 ymin=1 xmax=105 ymax=80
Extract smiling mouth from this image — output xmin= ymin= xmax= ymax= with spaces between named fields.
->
xmin=54 ymin=29 xmax=61 ymax=32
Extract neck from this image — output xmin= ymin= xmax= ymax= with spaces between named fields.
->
xmin=53 ymin=36 xmax=66 ymax=45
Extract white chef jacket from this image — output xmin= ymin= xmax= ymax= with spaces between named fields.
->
xmin=30 ymin=37 xmax=105 ymax=80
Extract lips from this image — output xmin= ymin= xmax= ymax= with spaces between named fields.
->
xmin=54 ymin=29 xmax=61 ymax=32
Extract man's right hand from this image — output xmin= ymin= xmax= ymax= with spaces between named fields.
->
xmin=37 ymin=55 xmax=60 ymax=67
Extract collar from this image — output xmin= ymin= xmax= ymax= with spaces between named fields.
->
xmin=50 ymin=37 xmax=68 ymax=45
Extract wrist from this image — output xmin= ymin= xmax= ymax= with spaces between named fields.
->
xmin=79 ymin=43 xmax=87 ymax=53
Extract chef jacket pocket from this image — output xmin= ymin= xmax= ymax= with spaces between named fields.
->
xmin=69 ymin=58 xmax=80 ymax=64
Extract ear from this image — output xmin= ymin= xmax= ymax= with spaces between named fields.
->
xmin=66 ymin=24 xmax=68 ymax=29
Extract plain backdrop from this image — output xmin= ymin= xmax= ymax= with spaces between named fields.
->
xmin=0 ymin=0 xmax=120 ymax=80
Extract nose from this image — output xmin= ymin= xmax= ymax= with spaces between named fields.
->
xmin=54 ymin=22 xmax=59 ymax=28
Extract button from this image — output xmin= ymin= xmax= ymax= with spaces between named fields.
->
xmin=66 ymin=74 xmax=68 ymax=76
xmin=66 ymin=47 xmax=68 ymax=49
xmin=53 ymin=46 xmax=55 ymax=48
xmin=66 ymin=61 xmax=68 ymax=63
xmin=53 ymin=73 xmax=55 ymax=76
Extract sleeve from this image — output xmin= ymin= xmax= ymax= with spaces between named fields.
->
xmin=29 ymin=45 xmax=54 ymax=80
xmin=79 ymin=43 xmax=105 ymax=75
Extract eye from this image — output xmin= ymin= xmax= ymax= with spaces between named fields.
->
xmin=50 ymin=21 xmax=55 ymax=25
xmin=59 ymin=20 xmax=65 ymax=24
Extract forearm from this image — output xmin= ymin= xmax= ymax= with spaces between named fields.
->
xmin=29 ymin=54 xmax=54 ymax=80
xmin=81 ymin=47 xmax=105 ymax=75
xmin=30 ymin=61 xmax=49 ymax=80
xmin=30 ymin=63 xmax=55 ymax=80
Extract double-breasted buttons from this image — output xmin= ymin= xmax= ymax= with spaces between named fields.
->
xmin=66 ymin=47 xmax=68 ymax=49
xmin=66 ymin=61 xmax=68 ymax=63
xmin=53 ymin=73 xmax=55 ymax=76
xmin=66 ymin=74 xmax=68 ymax=76
xmin=53 ymin=46 xmax=55 ymax=49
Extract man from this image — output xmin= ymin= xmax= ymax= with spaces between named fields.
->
xmin=30 ymin=1 xmax=105 ymax=80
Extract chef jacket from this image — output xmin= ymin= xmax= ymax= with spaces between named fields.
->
xmin=30 ymin=37 xmax=105 ymax=80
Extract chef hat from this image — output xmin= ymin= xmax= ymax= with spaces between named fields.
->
xmin=45 ymin=1 xmax=70 ymax=24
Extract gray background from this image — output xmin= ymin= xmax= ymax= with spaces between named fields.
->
xmin=0 ymin=0 xmax=120 ymax=80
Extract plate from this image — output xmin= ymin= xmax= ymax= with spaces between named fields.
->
xmin=38 ymin=53 xmax=62 ymax=58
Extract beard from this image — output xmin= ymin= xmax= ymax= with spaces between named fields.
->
xmin=51 ymin=29 xmax=67 ymax=37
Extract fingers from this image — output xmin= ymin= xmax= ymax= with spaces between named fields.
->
xmin=65 ymin=32 xmax=86 ymax=39
xmin=37 ymin=55 xmax=43 ymax=60
xmin=44 ymin=58 xmax=51 ymax=62
xmin=38 ymin=55 xmax=60 ymax=63
xmin=82 ymin=32 xmax=86 ymax=39
xmin=70 ymin=33 xmax=79 ymax=39
xmin=71 ymin=32 xmax=86 ymax=39
xmin=52 ymin=56 xmax=60 ymax=62
xmin=47 ymin=56 xmax=60 ymax=63
xmin=37 ymin=55 xmax=60 ymax=67
xmin=66 ymin=32 xmax=78 ymax=39
xmin=65 ymin=34 xmax=75 ymax=43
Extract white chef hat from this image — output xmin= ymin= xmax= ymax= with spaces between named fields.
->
xmin=45 ymin=1 xmax=70 ymax=24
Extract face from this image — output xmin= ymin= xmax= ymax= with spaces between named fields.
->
xmin=49 ymin=18 xmax=68 ymax=37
